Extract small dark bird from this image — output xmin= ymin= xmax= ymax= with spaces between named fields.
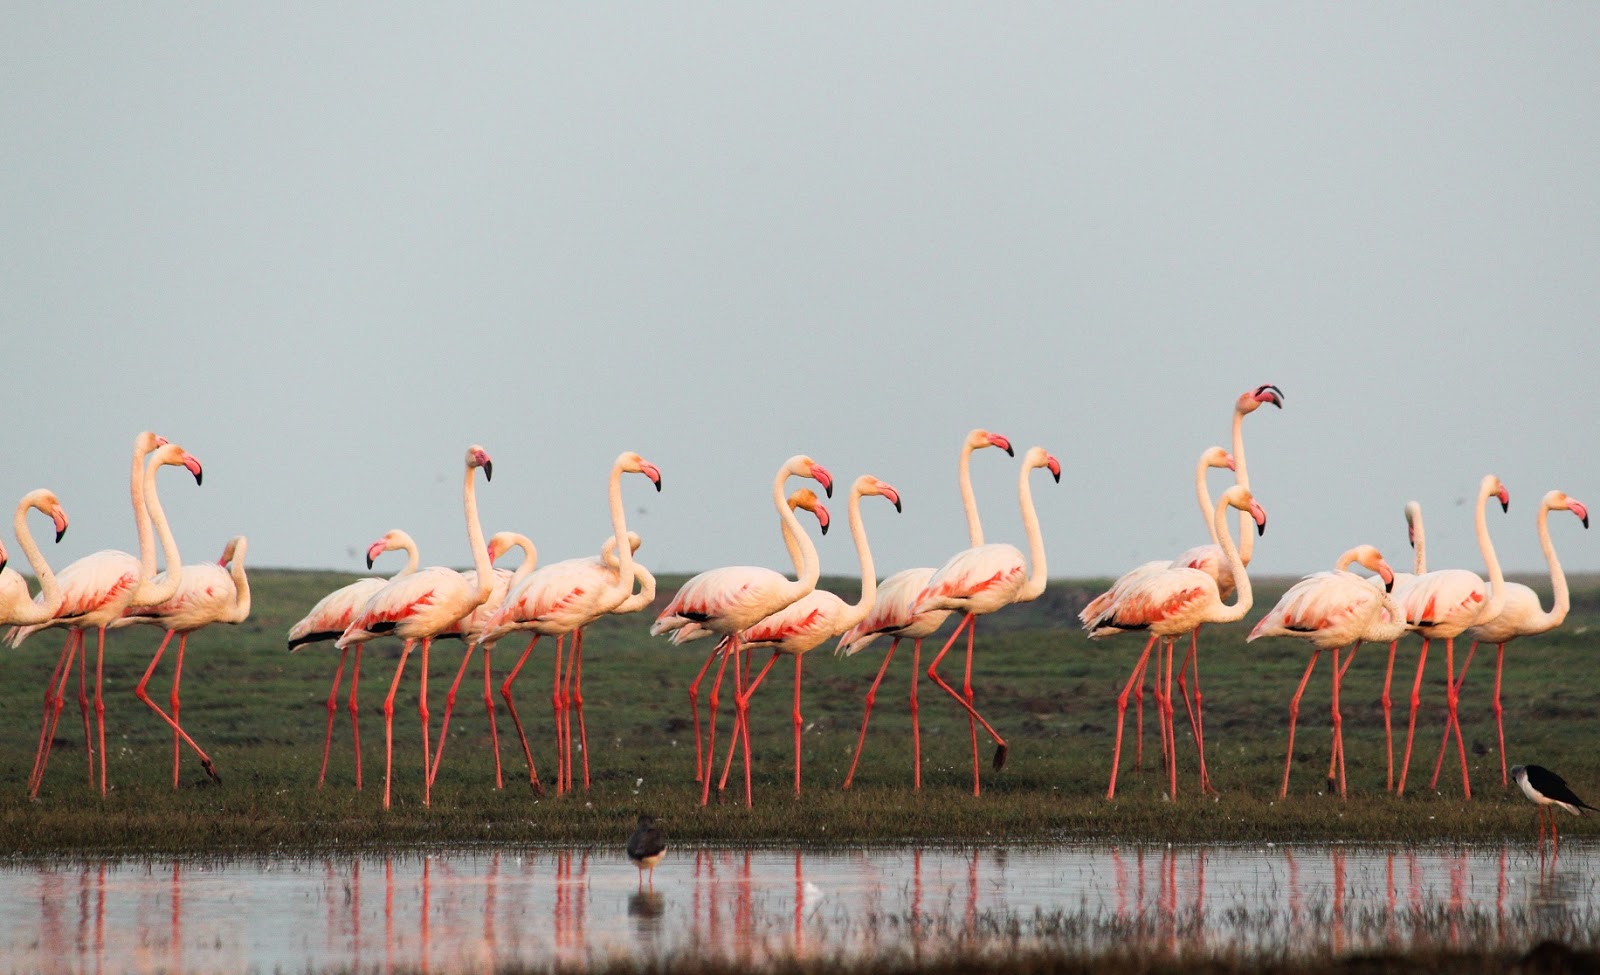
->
xmin=1511 ymin=764 xmax=1598 ymax=845
xmin=626 ymin=814 xmax=666 ymax=889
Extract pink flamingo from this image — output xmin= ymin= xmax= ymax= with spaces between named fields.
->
xmin=835 ymin=429 xmax=1013 ymax=791
xmin=1084 ymin=485 xmax=1266 ymax=800
xmin=713 ymin=475 xmax=901 ymax=803
xmin=478 ymin=452 xmax=661 ymax=795
xmin=1247 ymin=545 xmax=1398 ymax=798
xmin=112 ymin=536 xmax=251 ymax=788
xmin=8 ymin=436 xmax=202 ymax=797
xmin=287 ymin=529 xmax=421 ymax=789
xmin=651 ymin=454 xmax=834 ymax=806
xmin=1394 ymin=474 xmax=1509 ymax=799
xmin=1435 ymin=490 xmax=1587 ymax=788
xmin=912 ymin=446 xmax=1060 ymax=797
xmin=336 ymin=445 xmax=495 ymax=810
xmin=1078 ymin=445 xmax=1235 ymax=783
xmin=672 ymin=487 xmax=830 ymax=782
xmin=0 ymin=490 xmax=71 ymax=627
xmin=426 ymin=530 xmax=538 ymax=792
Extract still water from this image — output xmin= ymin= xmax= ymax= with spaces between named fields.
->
xmin=1 ymin=842 xmax=1595 ymax=973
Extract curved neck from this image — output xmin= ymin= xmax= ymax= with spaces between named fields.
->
xmin=1474 ymin=482 xmax=1507 ymax=623
xmin=958 ymin=442 xmax=983 ymax=548
xmin=132 ymin=458 xmax=184 ymax=606
xmin=226 ymin=539 xmax=252 ymax=623
xmin=1534 ymin=501 xmax=1570 ymax=628
xmin=777 ymin=512 xmax=806 ymax=574
xmin=1231 ymin=408 xmax=1256 ymax=565
xmin=395 ymin=535 xmax=420 ymax=577
xmin=839 ymin=488 xmax=879 ymax=629
xmin=1209 ymin=495 xmax=1253 ymax=622
xmin=1016 ymin=463 xmax=1049 ymax=604
xmin=1195 ymin=456 xmax=1221 ymax=546
xmin=130 ymin=442 xmax=157 ymax=585
xmin=604 ymin=460 xmax=635 ymax=601
xmin=615 ymin=565 xmax=656 ymax=614
xmin=1409 ymin=503 xmax=1427 ymax=575
xmin=464 ymin=464 xmax=492 ymax=605
xmin=505 ymin=534 xmax=539 ymax=592
xmin=10 ymin=499 xmax=63 ymax=623
xmin=773 ymin=468 xmax=820 ymax=594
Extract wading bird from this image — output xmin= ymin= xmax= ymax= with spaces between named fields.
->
xmin=627 ymin=814 xmax=666 ymax=890
xmin=0 ymin=490 xmax=71 ymax=628
xmin=1512 ymin=764 xmax=1597 ymax=848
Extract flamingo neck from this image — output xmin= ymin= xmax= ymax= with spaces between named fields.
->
xmin=225 ymin=539 xmax=252 ymax=624
xmin=10 ymin=498 xmax=63 ymax=624
xmin=618 ymin=565 xmax=656 ymax=613
xmin=1231 ymin=407 xmax=1255 ymax=565
xmin=773 ymin=466 xmax=820 ymax=596
xmin=1210 ymin=495 xmax=1252 ymax=623
xmin=506 ymin=534 xmax=540 ymax=593
xmin=838 ymin=487 xmax=879 ymax=630
xmin=132 ymin=456 xmax=184 ymax=607
xmin=1016 ymin=462 xmax=1049 ymax=605
xmin=958 ymin=441 xmax=983 ymax=548
xmin=604 ymin=460 xmax=635 ymax=604
xmin=1474 ymin=480 xmax=1507 ymax=624
xmin=464 ymin=463 xmax=493 ymax=606
xmin=1535 ymin=500 xmax=1570 ymax=628
xmin=130 ymin=440 xmax=158 ymax=586
xmin=1407 ymin=502 xmax=1427 ymax=575
xmin=1195 ymin=454 xmax=1221 ymax=546
xmin=395 ymin=534 xmax=420 ymax=577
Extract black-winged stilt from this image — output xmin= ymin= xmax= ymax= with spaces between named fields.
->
xmin=626 ymin=814 xmax=666 ymax=889
xmin=1511 ymin=764 xmax=1597 ymax=845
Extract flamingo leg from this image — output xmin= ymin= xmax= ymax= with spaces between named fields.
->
xmin=1448 ymin=638 xmax=1472 ymax=799
xmin=686 ymin=643 xmax=718 ymax=784
xmin=382 ymin=639 xmax=415 ymax=810
xmin=1381 ymin=640 xmax=1397 ymax=792
xmin=551 ymin=634 xmax=567 ymax=795
xmin=419 ymin=638 xmax=433 ymax=807
xmin=1397 ymin=638 xmax=1430 ymax=796
xmin=79 ymin=631 xmax=94 ymax=789
xmin=843 ymin=638 xmax=898 ymax=790
xmin=319 ymin=644 xmax=350 ymax=789
xmin=483 ymin=644 xmax=503 ymax=790
xmin=95 ymin=625 xmax=108 ymax=795
xmin=792 ymin=653 xmax=804 ymax=796
xmin=962 ymin=616 xmax=979 ymax=795
xmin=910 ymin=639 xmax=922 ymax=792
xmin=1429 ymin=640 xmax=1477 ymax=791
xmin=30 ymin=630 xmax=77 ymax=794
xmin=1327 ymin=642 xmax=1360 ymax=783
xmin=1174 ymin=631 xmax=1213 ymax=793
xmin=561 ymin=633 xmax=579 ymax=793
xmin=349 ymin=643 xmax=364 ymax=791
xmin=1134 ymin=662 xmax=1146 ymax=771
xmin=716 ymin=644 xmax=746 ymax=794
xmin=144 ymin=633 xmax=219 ymax=784
xmin=1108 ymin=635 xmax=1159 ymax=800
xmin=1280 ymin=648 xmax=1321 ymax=799
xmin=32 ymin=631 xmax=83 ymax=797
xmin=1152 ymin=641 xmax=1172 ymax=789
xmin=924 ymin=613 xmax=1008 ymax=790
xmin=725 ymin=647 xmax=780 ymax=807
xmin=1493 ymin=643 xmax=1507 ymax=787
xmin=1164 ymin=638 xmax=1177 ymax=799
xmin=1332 ymin=645 xmax=1348 ymax=799
xmin=699 ymin=644 xmax=732 ymax=807
xmin=573 ymin=628 xmax=590 ymax=791
xmin=428 ymin=640 xmax=478 ymax=790
xmin=497 ymin=634 xmax=546 ymax=794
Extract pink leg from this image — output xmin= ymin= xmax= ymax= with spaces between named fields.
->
xmin=1108 ymin=635 xmax=1159 ymax=800
xmin=1164 ymin=638 xmax=1177 ymax=799
xmin=1430 ymin=640 xmax=1477 ymax=791
xmin=419 ymin=638 xmax=433 ymax=807
xmin=910 ymin=639 xmax=922 ymax=791
xmin=573 ymin=629 xmax=590 ymax=791
xmin=1382 ymin=640 xmax=1397 ymax=792
xmin=94 ymin=626 xmax=108 ymax=795
xmin=686 ymin=644 xmax=718 ymax=784
xmin=962 ymin=617 xmax=979 ymax=795
xmin=1280 ymin=649 xmax=1321 ymax=799
xmin=1174 ymin=632 xmax=1213 ymax=793
xmin=699 ymin=644 xmax=732 ymax=807
xmin=30 ymin=631 xmax=77 ymax=794
xmin=349 ymin=644 xmax=364 ymax=791
xmin=1494 ymin=643 xmax=1507 ymax=787
xmin=924 ymin=614 xmax=1008 ymax=793
xmin=551 ymin=635 xmax=567 ymax=794
xmin=1448 ymin=638 xmax=1472 ymax=799
xmin=32 ymin=631 xmax=82 ymax=796
xmin=1397 ymin=639 xmax=1431 ymax=796
xmin=78 ymin=631 xmax=94 ymax=789
xmin=319 ymin=644 xmax=350 ymax=788
xmin=483 ymin=644 xmax=503 ymax=790
xmin=428 ymin=641 xmax=478 ymax=789
xmin=792 ymin=653 xmax=804 ymax=796
xmin=1332 ymin=645 xmax=1348 ymax=798
xmin=1327 ymin=643 xmax=1360 ymax=783
xmin=1134 ymin=663 xmax=1146 ymax=771
xmin=843 ymin=638 xmax=898 ymax=790
xmin=498 ymin=635 xmax=546 ymax=794
xmin=382 ymin=639 xmax=415 ymax=810
xmin=716 ymin=644 xmax=746 ymax=793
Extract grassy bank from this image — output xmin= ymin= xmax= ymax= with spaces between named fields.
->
xmin=2 ymin=569 xmax=1598 ymax=856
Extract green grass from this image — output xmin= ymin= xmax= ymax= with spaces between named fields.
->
xmin=2 ymin=569 xmax=1598 ymax=856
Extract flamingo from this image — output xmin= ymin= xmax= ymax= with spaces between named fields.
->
xmin=673 ymin=487 xmax=830 ymax=783
xmin=112 ymin=535 xmax=251 ymax=788
xmin=478 ymin=452 xmax=661 ymax=795
xmin=835 ymin=429 xmax=1013 ymax=792
xmin=1393 ymin=474 xmax=1509 ymax=799
xmin=713 ymin=475 xmax=901 ymax=803
xmin=1078 ymin=445 xmax=1234 ymax=785
xmin=650 ymin=454 xmax=834 ymax=806
xmin=0 ymin=490 xmax=71 ymax=627
xmin=1247 ymin=545 xmax=1398 ymax=798
xmin=1084 ymin=485 xmax=1267 ymax=801
xmin=425 ymin=530 xmax=537 ymax=793
xmin=9 ymin=435 xmax=202 ymax=797
xmin=912 ymin=446 xmax=1060 ymax=797
xmin=286 ymin=529 xmax=421 ymax=789
xmin=336 ymin=445 xmax=495 ymax=810
xmin=1432 ymin=490 xmax=1587 ymax=788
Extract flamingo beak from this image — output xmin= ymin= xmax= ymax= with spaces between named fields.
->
xmin=1571 ymin=501 xmax=1589 ymax=528
xmin=1378 ymin=561 xmax=1396 ymax=593
xmin=1046 ymin=455 xmax=1062 ymax=483
xmin=182 ymin=453 xmax=204 ymax=486
xmin=1256 ymin=384 xmax=1284 ymax=408
xmin=989 ymin=433 xmax=1014 ymax=457
xmin=815 ymin=503 xmax=832 ymax=535
xmin=1224 ymin=453 xmax=1236 ymax=472
xmin=642 ymin=462 xmax=663 ymax=491
xmin=810 ymin=464 xmax=834 ymax=498
xmin=1250 ymin=501 xmax=1268 ymax=535
xmin=366 ymin=540 xmax=387 ymax=570
xmin=483 ymin=459 xmax=494 ymax=482
xmin=880 ymin=485 xmax=902 ymax=513
xmin=1497 ymin=487 xmax=1509 ymax=513
xmin=52 ymin=510 xmax=69 ymax=543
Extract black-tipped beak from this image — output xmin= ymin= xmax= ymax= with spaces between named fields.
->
xmin=654 ymin=477 xmax=662 ymax=492
xmin=1257 ymin=521 xmax=1267 ymax=536
xmin=1584 ymin=515 xmax=1590 ymax=529
xmin=892 ymin=498 xmax=902 ymax=513
xmin=1385 ymin=578 xmax=1395 ymax=593
xmin=366 ymin=554 xmax=376 ymax=569
xmin=0 ymin=558 xmax=6 ymax=573
xmin=484 ymin=460 xmax=493 ymax=482
xmin=56 ymin=527 xmax=67 ymax=544
xmin=819 ymin=520 xmax=830 ymax=535
xmin=1500 ymin=498 xmax=1509 ymax=513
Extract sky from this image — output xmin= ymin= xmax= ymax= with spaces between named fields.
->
xmin=3 ymin=5 xmax=1597 ymax=587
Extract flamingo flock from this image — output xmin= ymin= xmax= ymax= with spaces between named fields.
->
xmin=0 ymin=392 xmax=1588 ymax=810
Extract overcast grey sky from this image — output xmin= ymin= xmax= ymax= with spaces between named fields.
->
xmin=4 ymin=5 xmax=1597 ymax=587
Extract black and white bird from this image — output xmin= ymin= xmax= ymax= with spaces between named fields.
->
xmin=626 ymin=814 xmax=666 ymax=889
xmin=1511 ymin=764 xmax=1598 ymax=844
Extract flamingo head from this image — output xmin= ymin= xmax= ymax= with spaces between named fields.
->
xmin=854 ymin=475 xmax=902 ymax=513
xmin=1024 ymin=446 xmax=1062 ymax=483
xmin=217 ymin=536 xmax=245 ymax=567
xmin=788 ymin=488 xmax=830 ymax=535
xmin=1484 ymin=475 xmax=1509 ymax=513
xmin=1546 ymin=491 xmax=1589 ymax=529
xmin=467 ymin=445 xmax=493 ymax=482
xmin=22 ymin=489 xmax=69 ymax=543
xmin=1236 ymin=384 xmax=1285 ymax=414
xmin=967 ymin=429 xmax=1014 ymax=457
xmin=366 ymin=529 xmax=409 ymax=569
xmin=786 ymin=455 xmax=833 ymax=497
xmin=1345 ymin=545 xmax=1395 ymax=592
xmin=1200 ymin=446 xmax=1235 ymax=473
xmin=134 ymin=432 xmax=166 ymax=457
xmin=1403 ymin=500 xmax=1423 ymax=548
xmin=1222 ymin=485 xmax=1267 ymax=535
xmin=486 ymin=532 xmax=515 ymax=563
xmin=149 ymin=443 xmax=203 ymax=486
xmin=619 ymin=452 xmax=663 ymax=492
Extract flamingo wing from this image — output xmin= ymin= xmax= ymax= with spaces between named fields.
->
xmin=914 ymin=544 xmax=1026 ymax=614
xmin=1084 ymin=567 xmax=1215 ymax=638
xmin=288 ymin=578 xmax=388 ymax=650
xmin=740 ymin=590 xmax=848 ymax=654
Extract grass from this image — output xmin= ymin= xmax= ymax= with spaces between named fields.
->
xmin=2 ymin=569 xmax=1598 ymax=856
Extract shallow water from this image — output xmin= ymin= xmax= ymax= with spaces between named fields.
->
xmin=1 ymin=842 xmax=1596 ymax=973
